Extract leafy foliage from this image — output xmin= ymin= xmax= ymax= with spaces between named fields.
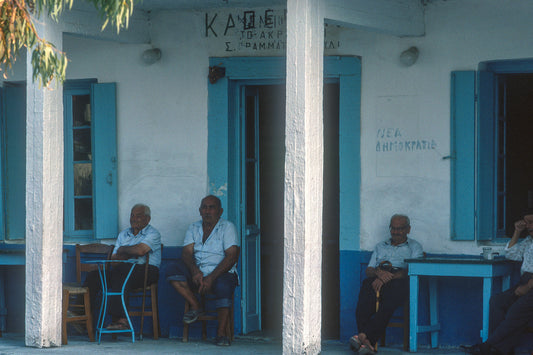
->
xmin=0 ymin=0 xmax=135 ymax=87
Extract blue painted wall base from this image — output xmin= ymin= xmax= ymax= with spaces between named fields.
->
xmin=2 ymin=246 xmax=529 ymax=350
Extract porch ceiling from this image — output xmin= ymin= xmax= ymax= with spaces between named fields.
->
xmin=136 ymin=0 xmax=285 ymax=11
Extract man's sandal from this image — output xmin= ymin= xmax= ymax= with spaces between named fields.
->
xmin=349 ymin=335 xmax=362 ymax=352
xmin=183 ymin=309 xmax=204 ymax=324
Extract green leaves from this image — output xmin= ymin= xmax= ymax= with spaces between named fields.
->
xmin=0 ymin=0 xmax=136 ymax=87
xmin=86 ymin=0 xmax=135 ymax=33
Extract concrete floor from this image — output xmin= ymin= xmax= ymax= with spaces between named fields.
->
xmin=0 ymin=333 xmax=470 ymax=355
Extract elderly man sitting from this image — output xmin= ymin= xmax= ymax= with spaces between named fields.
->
xmin=350 ymin=214 xmax=423 ymax=354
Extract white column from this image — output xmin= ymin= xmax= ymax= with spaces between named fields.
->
xmin=25 ymin=17 xmax=64 ymax=348
xmin=283 ymin=0 xmax=324 ymax=354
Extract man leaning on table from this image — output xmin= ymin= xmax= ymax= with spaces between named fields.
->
xmin=465 ymin=209 xmax=533 ymax=355
xmin=349 ymin=214 xmax=424 ymax=354
xmin=105 ymin=203 xmax=162 ymax=330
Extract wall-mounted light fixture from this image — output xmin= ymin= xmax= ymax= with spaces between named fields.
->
xmin=142 ymin=48 xmax=162 ymax=65
xmin=399 ymin=46 xmax=419 ymax=67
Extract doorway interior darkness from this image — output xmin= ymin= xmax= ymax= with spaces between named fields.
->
xmin=499 ymin=74 xmax=533 ymax=235
xmin=252 ymin=83 xmax=340 ymax=339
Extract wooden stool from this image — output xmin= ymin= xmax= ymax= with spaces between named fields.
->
xmin=182 ymin=293 xmax=234 ymax=342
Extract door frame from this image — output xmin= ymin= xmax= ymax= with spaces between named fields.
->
xmin=207 ymin=56 xmax=361 ymax=335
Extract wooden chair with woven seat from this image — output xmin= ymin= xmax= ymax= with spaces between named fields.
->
xmin=126 ymin=245 xmax=162 ymax=340
xmin=182 ymin=293 xmax=234 ymax=342
xmin=62 ymin=243 xmax=114 ymax=345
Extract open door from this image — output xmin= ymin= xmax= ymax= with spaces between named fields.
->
xmin=240 ymin=86 xmax=261 ymax=333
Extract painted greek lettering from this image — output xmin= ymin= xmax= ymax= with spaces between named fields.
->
xmin=376 ymin=142 xmax=381 ymax=152
xmin=244 ymin=11 xmax=255 ymax=30
xmin=377 ymin=129 xmax=385 ymax=138
xmin=416 ymin=140 xmax=422 ymax=149
xmin=277 ymin=30 xmax=283 ymax=38
xmin=259 ymin=42 xmax=266 ymax=50
xmin=268 ymin=31 xmax=274 ymax=39
xmin=264 ymin=9 xmax=274 ymax=28
xmin=225 ymin=42 xmax=233 ymax=51
xmin=405 ymin=141 xmax=411 ymax=150
xmin=431 ymin=140 xmax=437 ymax=149
xmin=224 ymin=14 xmax=235 ymax=36
xmin=268 ymin=42 xmax=275 ymax=49
xmin=260 ymin=31 xmax=266 ymax=39
xmin=394 ymin=128 xmax=401 ymax=137
xmin=205 ymin=13 xmax=218 ymax=37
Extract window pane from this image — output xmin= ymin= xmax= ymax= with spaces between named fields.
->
xmin=73 ymin=128 xmax=92 ymax=161
xmin=72 ymin=95 xmax=91 ymax=127
xmin=74 ymin=163 xmax=92 ymax=196
xmin=75 ymin=198 xmax=93 ymax=230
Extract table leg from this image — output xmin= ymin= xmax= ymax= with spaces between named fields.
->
xmin=429 ymin=278 xmax=439 ymax=348
xmin=409 ymin=275 xmax=419 ymax=352
xmin=501 ymin=274 xmax=511 ymax=291
xmin=481 ymin=277 xmax=492 ymax=341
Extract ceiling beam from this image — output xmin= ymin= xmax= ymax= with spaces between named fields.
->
xmin=324 ymin=0 xmax=425 ymax=37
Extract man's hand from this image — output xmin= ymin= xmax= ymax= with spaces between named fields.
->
xmin=372 ymin=278 xmax=384 ymax=293
xmin=192 ymin=271 xmax=204 ymax=287
xmin=514 ymin=284 xmax=531 ymax=296
xmin=514 ymin=219 xmax=527 ymax=233
xmin=199 ymin=274 xmax=214 ymax=294
xmin=375 ymin=269 xmax=394 ymax=283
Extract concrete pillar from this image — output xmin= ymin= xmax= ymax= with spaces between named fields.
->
xmin=283 ymin=0 xmax=324 ymax=354
xmin=25 ymin=17 xmax=64 ymax=348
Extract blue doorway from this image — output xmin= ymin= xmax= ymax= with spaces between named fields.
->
xmin=207 ymin=56 xmax=361 ymax=338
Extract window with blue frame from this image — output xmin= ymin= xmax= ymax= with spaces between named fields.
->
xmin=451 ymin=62 xmax=533 ymax=241
xmin=63 ymin=80 xmax=118 ymax=240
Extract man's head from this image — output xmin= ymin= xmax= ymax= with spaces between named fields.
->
xmin=199 ymin=195 xmax=223 ymax=226
xmin=130 ymin=204 xmax=151 ymax=234
xmin=389 ymin=214 xmax=411 ymax=245
xmin=522 ymin=209 xmax=533 ymax=235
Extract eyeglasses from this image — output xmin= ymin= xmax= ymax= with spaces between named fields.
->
xmin=389 ymin=225 xmax=409 ymax=232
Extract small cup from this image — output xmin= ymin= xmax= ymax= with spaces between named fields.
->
xmin=482 ymin=247 xmax=492 ymax=260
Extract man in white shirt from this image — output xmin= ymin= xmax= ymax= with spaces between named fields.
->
xmin=166 ymin=195 xmax=239 ymax=347
xmin=349 ymin=214 xmax=423 ymax=354
xmin=466 ymin=209 xmax=533 ymax=355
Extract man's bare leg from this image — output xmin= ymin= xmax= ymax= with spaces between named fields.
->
xmin=217 ymin=307 xmax=230 ymax=337
xmin=170 ymin=280 xmax=201 ymax=310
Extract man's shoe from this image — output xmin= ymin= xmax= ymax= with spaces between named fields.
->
xmin=183 ymin=309 xmax=204 ymax=324
xmin=215 ymin=335 xmax=231 ymax=346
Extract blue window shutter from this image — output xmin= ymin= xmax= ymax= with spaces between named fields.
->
xmin=92 ymin=83 xmax=118 ymax=239
xmin=477 ymin=71 xmax=496 ymax=240
xmin=3 ymin=84 xmax=26 ymax=240
xmin=450 ymin=71 xmax=476 ymax=240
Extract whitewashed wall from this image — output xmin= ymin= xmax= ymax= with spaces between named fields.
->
xmin=63 ymin=0 xmax=533 ymax=251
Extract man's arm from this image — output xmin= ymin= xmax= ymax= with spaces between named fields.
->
xmin=199 ymin=245 xmax=240 ymax=294
xmin=508 ymin=219 xmax=526 ymax=248
xmin=112 ymin=243 xmax=151 ymax=260
xmin=182 ymin=243 xmax=203 ymax=286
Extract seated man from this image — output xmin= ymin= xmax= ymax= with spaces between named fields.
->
xmin=466 ymin=209 xmax=533 ymax=355
xmin=350 ymin=214 xmax=423 ymax=354
xmin=105 ymin=203 xmax=162 ymax=330
xmin=166 ymin=195 xmax=239 ymax=347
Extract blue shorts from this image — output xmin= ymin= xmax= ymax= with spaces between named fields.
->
xmin=166 ymin=259 xmax=238 ymax=308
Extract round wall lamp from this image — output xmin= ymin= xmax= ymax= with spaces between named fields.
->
xmin=142 ymin=48 xmax=162 ymax=65
xmin=399 ymin=46 xmax=419 ymax=67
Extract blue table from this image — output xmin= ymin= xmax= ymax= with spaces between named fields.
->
xmin=90 ymin=260 xmax=137 ymax=343
xmin=406 ymin=256 xmax=518 ymax=352
xmin=0 ymin=249 xmax=25 ymax=335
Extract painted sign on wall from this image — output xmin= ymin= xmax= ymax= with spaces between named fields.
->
xmin=205 ymin=8 xmax=341 ymax=55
